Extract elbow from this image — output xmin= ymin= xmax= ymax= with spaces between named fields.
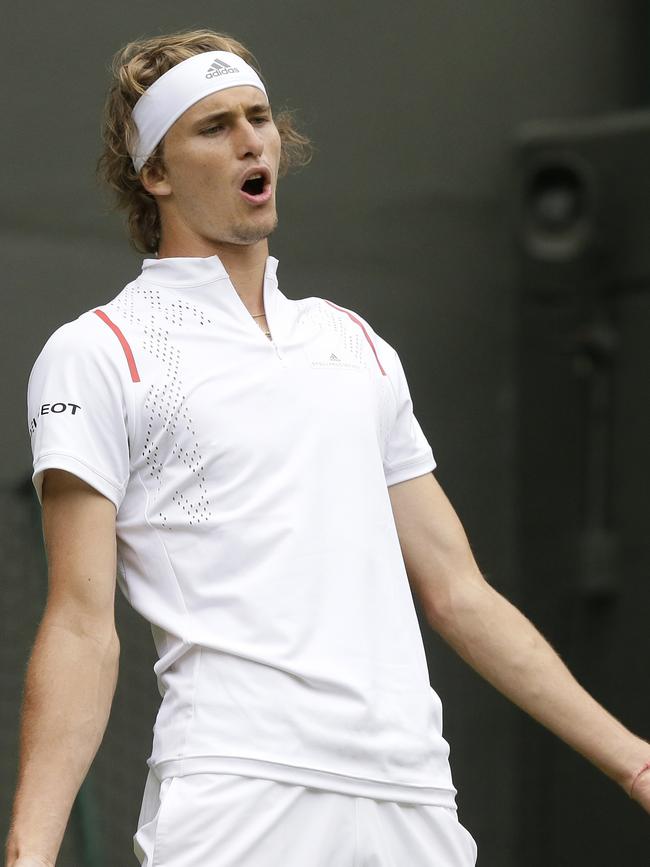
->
xmin=423 ymin=567 xmax=493 ymax=636
xmin=41 ymin=602 xmax=121 ymax=656
xmin=107 ymin=630 xmax=121 ymax=669
xmin=109 ymin=628 xmax=121 ymax=656
xmin=101 ymin=629 xmax=121 ymax=675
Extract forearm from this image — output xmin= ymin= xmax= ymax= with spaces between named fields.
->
xmin=428 ymin=572 xmax=650 ymax=793
xmin=5 ymin=615 xmax=119 ymax=867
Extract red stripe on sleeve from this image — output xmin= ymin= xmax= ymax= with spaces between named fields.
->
xmin=324 ymin=300 xmax=387 ymax=376
xmin=93 ymin=309 xmax=141 ymax=383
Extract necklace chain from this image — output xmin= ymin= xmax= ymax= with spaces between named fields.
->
xmin=234 ymin=289 xmax=271 ymax=337
xmin=250 ymin=311 xmax=271 ymax=336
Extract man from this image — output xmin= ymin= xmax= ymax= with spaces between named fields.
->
xmin=6 ymin=27 xmax=650 ymax=867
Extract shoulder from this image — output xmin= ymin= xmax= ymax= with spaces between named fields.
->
xmin=29 ymin=297 xmax=135 ymax=387
xmin=308 ymin=295 xmax=399 ymax=366
xmin=305 ymin=295 xmax=394 ymax=347
xmin=34 ymin=312 xmax=110 ymax=360
xmin=37 ymin=281 xmax=135 ymax=355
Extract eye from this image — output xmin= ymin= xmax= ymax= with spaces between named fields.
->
xmin=251 ymin=115 xmax=270 ymax=125
xmin=201 ymin=123 xmax=225 ymax=135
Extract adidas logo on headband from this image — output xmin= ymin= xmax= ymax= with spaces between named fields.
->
xmin=206 ymin=58 xmax=240 ymax=79
xmin=129 ymin=51 xmax=268 ymax=172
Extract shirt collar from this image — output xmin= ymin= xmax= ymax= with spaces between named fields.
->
xmin=138 ymin=253 xmax=279 ymax=288
xmin=135 ymin=253 xmax=286 ymax=338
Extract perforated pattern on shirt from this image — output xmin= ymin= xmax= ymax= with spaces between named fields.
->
xmin=105 ymin=284 xmax=212 ymax=529
xmin=296 ymin=299 xmax=395 ymax=454
xmin=295 ymin=299 xmax=367 ymax=366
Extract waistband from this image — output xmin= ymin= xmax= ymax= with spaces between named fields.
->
xmin=150 ymin=755 xmax=458 ymax=807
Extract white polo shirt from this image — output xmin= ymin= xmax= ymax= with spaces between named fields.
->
xmin=27 ymin=254 xmax=457 ymax=806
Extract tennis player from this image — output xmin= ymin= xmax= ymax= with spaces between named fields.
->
xmin=6 ymin=28 xmax=650 ymax=867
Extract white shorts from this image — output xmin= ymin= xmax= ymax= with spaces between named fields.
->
xmin=133 ymin=770 xmax=478 ymax=866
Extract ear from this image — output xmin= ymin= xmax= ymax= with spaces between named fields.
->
xmin=140 ymin=159 xmax=172 ymax=198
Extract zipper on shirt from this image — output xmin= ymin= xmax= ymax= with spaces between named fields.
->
xmin=270 ymin=337 xmax=284 ymax=363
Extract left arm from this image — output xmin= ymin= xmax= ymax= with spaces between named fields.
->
xmin=388 ymin=471 xmax=650 ymax=812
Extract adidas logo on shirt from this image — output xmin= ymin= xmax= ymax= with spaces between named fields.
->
xmin=310 ymin=351 xmax=360 ymax=370
xmin=206 ymin=58 xmax=240 ymax=79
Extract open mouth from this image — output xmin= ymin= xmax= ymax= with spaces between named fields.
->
xmin=241 ymin=175 xmax=266 ymax=196
xmin=239 ymin=170 xmax=273 ymax=204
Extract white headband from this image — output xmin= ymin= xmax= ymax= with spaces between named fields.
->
xmin=129 ymin=50 xmax=268 ymax=173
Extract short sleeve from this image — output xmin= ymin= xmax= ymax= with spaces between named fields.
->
xmin=26 ymin=316 xmax=131 ymax=510
xmin=382 ymin=346 xmax=437 ymax=487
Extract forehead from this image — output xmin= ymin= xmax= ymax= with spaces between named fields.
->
xmin=180 ymin=85 xmax=269 ymax=125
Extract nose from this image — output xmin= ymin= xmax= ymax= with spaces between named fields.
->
xmin=234 ymin=118 xmax=264 ymax=159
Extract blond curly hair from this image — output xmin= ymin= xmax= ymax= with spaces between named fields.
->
xmin=98 ymin=29 xmax=313 ymax=254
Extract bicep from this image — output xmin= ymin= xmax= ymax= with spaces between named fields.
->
xmin=40 ymin=468 xmax=119 ymax=643
xmin=388 ymin=471 xmax=485 ymax=623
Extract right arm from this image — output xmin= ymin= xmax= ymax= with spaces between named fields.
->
xmin=5 ymin=469 xmax=121 ymax=867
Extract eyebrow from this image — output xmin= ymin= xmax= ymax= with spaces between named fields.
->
xmin=194 ymin=103 xmax=272 ymax=127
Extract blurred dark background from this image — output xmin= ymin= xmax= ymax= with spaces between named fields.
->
xmin=2 ymin=2 xmax=649 ymax=864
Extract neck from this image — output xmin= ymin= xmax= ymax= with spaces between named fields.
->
xmin=157 ymin=233 xmax=270 ymax=313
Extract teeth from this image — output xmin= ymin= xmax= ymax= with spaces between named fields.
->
xmin=248 ymin=173 xmax=263 ymax=180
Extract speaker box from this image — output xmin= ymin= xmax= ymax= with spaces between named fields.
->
xmin=512 ymin=109 xmax=650 ymax=301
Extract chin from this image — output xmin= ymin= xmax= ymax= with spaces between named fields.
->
xmin=231 ymin=215 xmax=278 ymax=245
